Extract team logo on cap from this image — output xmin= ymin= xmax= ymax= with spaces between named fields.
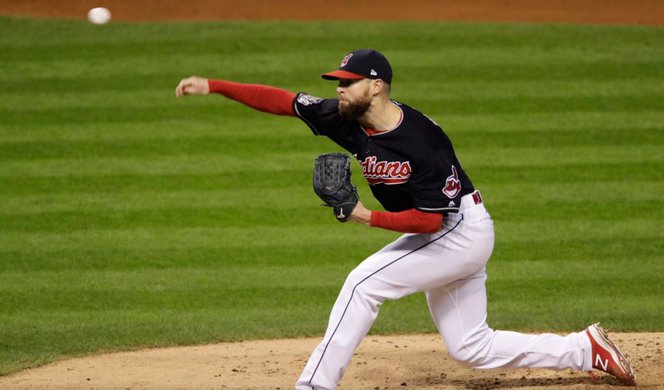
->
xmin=442 ymin=166 xmax=461 ymax=198
xmin=340 ymin=53 xmax=353 ymax=68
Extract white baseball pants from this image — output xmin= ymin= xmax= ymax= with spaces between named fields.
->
xmin=295 ymin=193 xmax=592 ymax=390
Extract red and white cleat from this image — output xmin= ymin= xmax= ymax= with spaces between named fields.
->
xmin=586 ymin=323 xmax=636 ymax=386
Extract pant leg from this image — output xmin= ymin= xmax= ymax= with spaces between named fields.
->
xmin=296 ymin=206 xmax=495 ymax=390
xmin=426 ymin=268 xmax=592 ymax=371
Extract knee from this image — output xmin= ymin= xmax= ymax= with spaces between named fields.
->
xmin=446 ymin=344 xmax=475 ymax=366
xmin=446 ymin=327 xmax=494 ymax=367
xmin=344 ymin=267 xmax=368 ymax=288
xmin=340 ymin=268 xmax=367 ymax=297
xmin=342 ymin=269 xmax=385 ymax=304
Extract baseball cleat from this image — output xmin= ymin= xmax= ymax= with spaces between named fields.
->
xmin=586 ymin=323 xmax=636 ymax=386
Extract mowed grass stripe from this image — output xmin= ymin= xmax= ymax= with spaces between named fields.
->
xmin=2 ymin=181 xmax=661 ymax=215
xmin=1 ymin=18 xmax=658 ymax=44
xmin=1 ymin=235 xmax=661 ymax=272
xmin=0 ymin=206 xmax=327 ymax=232
xmin=2 ymin=127 xmax=662 ymax=161
xmin=0 ymin=188 xmax=322 ymax=214
xmin=0 ymin=224 xmax=395 ymax=252
xmin=3 ymin=92 xmax=663 ymax=126
xmin=2 ymin=26 xmax=660 ymax=69
xmin=1 ymin=21 xmax=660 ymax=65
xmin=1 ymin=195 xmax=663 ymax=233
xmin=1 ymin=257 xmax=659 ymax=314
xmin=3 ymin=59 xmax=662 ymax=93
xmin=2 ymin=111 xmax=663 ymax=143
xmin=3 ymin=41 xmax=661 ymax=79
xmin=441 ymin=111 xmax=664 ymax=134
xmin=0 ymin=171 xmax=313 ymax=195
xmin=3 ymin=78 xmax=664 ymax=113
xmin=0 ymin=153 xmax=323 ymax=177
xmin=0 ymin=145 xmax=662 ymax=179
xmin=0 ymin=265 xmax=351 ymax=308
xmin=0 ymin=134 xmax=318 ymax=160
xmin=0 ymin=218 xmax=659 ymax=253
xmin=0 ymin=242 xmax=382 ymax=271
xmin=1 ymin=162 xmax=662 ymax=198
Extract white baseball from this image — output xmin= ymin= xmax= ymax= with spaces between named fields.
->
xmin=87 ymin=7 xmax=111 ymax=25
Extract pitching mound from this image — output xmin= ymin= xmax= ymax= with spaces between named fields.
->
xmin=1 ymin=332 xmax=662 ymax=389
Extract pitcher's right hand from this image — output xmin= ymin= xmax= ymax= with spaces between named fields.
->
xmin=175 ymin=76 xmax=210 ymax=97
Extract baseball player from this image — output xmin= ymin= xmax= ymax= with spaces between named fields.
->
xmin=175 ymin=49 xmax=636 ymax=389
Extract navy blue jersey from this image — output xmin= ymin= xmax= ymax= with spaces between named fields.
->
xmin=293 ymin=93 xmax=474 ymax=213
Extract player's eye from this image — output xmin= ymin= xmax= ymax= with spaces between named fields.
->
xmin=338 ymin=79 xmax=362 ymax=88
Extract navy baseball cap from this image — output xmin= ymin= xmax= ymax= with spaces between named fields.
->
xmin=321 ymin=49 xmax=393 ymax=84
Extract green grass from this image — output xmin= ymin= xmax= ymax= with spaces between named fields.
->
xmin=1 ymin=17 xmax=663 ymax=375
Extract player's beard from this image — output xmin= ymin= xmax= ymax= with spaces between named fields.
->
xmin=339 ymin=92 xmax=372 ymax=120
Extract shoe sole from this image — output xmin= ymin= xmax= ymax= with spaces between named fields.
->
xmin=588 ymin=323 xmax=636 ymax=386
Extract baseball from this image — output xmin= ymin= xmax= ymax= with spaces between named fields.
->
xmin=87 ymin=7 xmax=111 ymax=25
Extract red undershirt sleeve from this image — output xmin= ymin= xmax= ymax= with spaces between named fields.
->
xmin=207 ymin=79 xmax=296 ymax=116
xmin=370 ymin=208 xmax=443 ymax=234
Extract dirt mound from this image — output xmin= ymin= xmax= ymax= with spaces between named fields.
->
xmin=1 ymin=333 xmax=663 ymax=389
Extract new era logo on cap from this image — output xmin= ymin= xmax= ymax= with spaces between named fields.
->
xmin=322 ymin=49 xmax=393 ymax=84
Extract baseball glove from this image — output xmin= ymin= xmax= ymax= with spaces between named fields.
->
xmin=313 ymin=153 xmax=359 ymax=222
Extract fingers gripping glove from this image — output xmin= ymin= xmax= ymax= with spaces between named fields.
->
xmin=313 ymin=153 xmax=359 ymax=222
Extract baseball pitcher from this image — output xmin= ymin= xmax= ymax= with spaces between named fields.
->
xmin=175 ymin=49 xmax=635 ymax=389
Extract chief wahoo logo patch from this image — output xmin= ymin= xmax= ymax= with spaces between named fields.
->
xmin=340 ymin=53 xmax=353 ymax=67
xmin=442 ymin=165 xmax=461 ymax=198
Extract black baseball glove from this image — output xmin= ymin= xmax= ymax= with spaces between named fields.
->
xmin=313 ymin=153 xmax=359 ymax=222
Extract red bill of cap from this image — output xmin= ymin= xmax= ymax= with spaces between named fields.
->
xmin=321 ymin=70 xmax=365 ymax=80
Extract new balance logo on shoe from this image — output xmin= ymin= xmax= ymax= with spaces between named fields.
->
xmin=586 ymin=323 xmax=636 ymax=386
xmin=595 ymin=354 xmax=609 ymax=372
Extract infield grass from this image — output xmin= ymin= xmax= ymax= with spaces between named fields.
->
xmin=0 ymin=17 xmax=663 ymax=375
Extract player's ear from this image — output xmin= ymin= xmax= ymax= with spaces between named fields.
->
xmin=372 ymin=79 xmax=386 ymax=96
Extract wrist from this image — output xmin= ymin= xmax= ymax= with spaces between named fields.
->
xmin=349 ymin=203 xmax=371 ymax=226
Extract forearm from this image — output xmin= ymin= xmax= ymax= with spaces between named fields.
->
xmin=207 ymin=79 xmax=296 ymax=116
xmin=350 ymin=203 xmax=442 ymax=234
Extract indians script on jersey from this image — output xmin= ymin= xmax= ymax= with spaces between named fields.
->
xmin=359 ymin=156 xmax=411 ymax=185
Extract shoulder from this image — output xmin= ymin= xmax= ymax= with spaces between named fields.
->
xmin=295 ymin=93 xmax=325 ymax=107
xmin=293 ymin=92 xmax=347 ymax=136
xmin=396 ymin=101 xmax=441 ymax=129
xmin=395 ymin=102 xmax=446 ymax=145
xmin=294 ymin=93 xmax=338 ymax=113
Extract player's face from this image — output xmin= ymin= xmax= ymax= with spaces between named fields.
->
xmin=337 ymin=78 xmax=372 ymax=120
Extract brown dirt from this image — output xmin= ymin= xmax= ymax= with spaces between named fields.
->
xmin=0 ymin=0 xmax=663 ymax=25
xmin=1 ymin=1 xmax=662 ymax=389
xmin=1 ymin=333 xmax=663 ymax=389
